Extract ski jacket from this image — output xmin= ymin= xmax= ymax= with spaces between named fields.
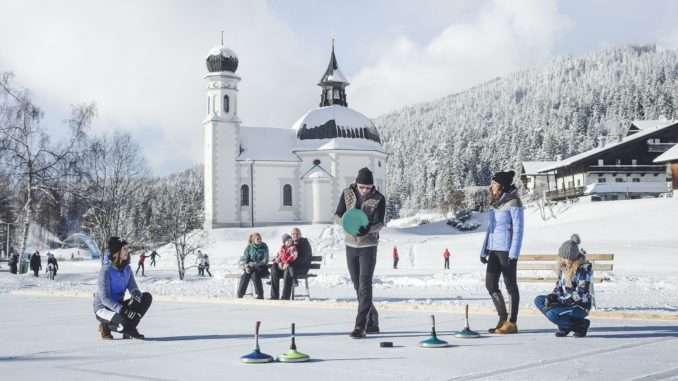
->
xmin=553 ymin=261 xmax=593 ymax=311
xmin=480 ymin=190 xmax=524 ymax=260
xmin=138 ymin=255 xmax=147 ymax=264
xmin=276 ymin=245 xmax=298 ymax=265
xmin=241 ymin=243 xmax=269 ymax=270
xmin=334 ymin=184 xmax=386 ymax=248
xmin=291 ymin=237 xmax=312 ymax=275
xmin=30 ymin=254 xmax=42 ymax=271
xmin=92 ymin=262 xmax=140 ymax=314
xmin=443 ymin=249 xmax=450 ymax=259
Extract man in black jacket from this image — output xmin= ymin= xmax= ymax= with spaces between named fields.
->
xmin=270 ymin=227 xmax=313 ymax=300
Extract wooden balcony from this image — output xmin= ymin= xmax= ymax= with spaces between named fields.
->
xmin=587 ymin=165 xmax=665 ymax=174
xmin=545 ymin=187 xmax=584 ymax=200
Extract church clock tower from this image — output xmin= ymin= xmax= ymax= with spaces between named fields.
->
xmin=204 ymin=43 xmax=242 ymax=229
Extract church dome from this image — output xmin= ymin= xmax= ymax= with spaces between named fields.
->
xmin=291 ymin=105 xmax=384 ymax=152
xmin=206 ymin=46 xmax=239 ymax=73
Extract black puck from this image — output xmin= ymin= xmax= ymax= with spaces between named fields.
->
xmin=380 ymin=341 xmax=393 ymax=348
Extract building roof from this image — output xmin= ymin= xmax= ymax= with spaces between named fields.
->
xmin=629 ymin=119 xmax=671 ymax=132
xmin=206 ymin=45 xmax=239 ymax=73
xmin=237 ymin=127 xmax=299 ymax=162
xmin=654 ymin=143 xmax=678 ymax=163
xmin=318 ymin=45 xmax=350 ymax=86
xmin=522 ymin=161 xmax=558 ymax=175
xmin=539 ymin=120 xmax=678 ymax=173
xmin=583 ymin=182 xmax=669 ymax=195
xmin=301 ymin=165 xmax=332 ymax=179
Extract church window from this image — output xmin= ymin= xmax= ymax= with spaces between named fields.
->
xmin=283 ymin=184 xmax=292 ymax=206
xmin=241 ymin=185 xmax=249 ymax=206
xmin=224 ymin=95 xmax=230 ymax=113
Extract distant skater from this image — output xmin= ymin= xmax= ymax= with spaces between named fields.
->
xmin=150 ymin=250 xmax=160 ymax=266
xmin=136 ymin=252 xmax=149 ymax=276
xmin=393 ymin=246 xmax=399 ymax=269
xmin=443 ymin=248 xmax=450 ymax=269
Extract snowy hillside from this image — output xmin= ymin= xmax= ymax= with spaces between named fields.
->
xmin=2 ymin=198 xmax=677 ymax=315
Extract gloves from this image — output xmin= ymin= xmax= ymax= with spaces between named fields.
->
xmin=121 ymin=306 xmax=138 ymax=321
xmin=129 ymin=291 xmax=142 ymax=308
xmin=542 ymin=293 xmax=561 ymax=312
xmin=245 ymin=266 xmax=252 ymax=274
xmin=356 ymin=225 xmax=370 ymax=237
xmin=480 ymin=256 xmax=488 ymax=264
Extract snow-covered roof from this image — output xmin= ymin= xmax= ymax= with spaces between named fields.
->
xmin=629 ymin=120 xmax=671 ymax=132
xmin=206 ymin=46 xmax=238 ymax=60
xmin=292 ymin=105 xmax=385 ymax=153
xmin=237 ymin=127 xmax=299 ymax=162
xmin=583 ymin=181 xmax=668 ymax=195
xmin=319 ymin=46 xmax=350 ymax=85
xmin=539 ymin=120 xmax=678 ymax=173
xmin=654 ymin=144 xmax=678 ymax=163
xmin=522 ymin=161 xmax=558 ymax=175
xmin=301 ymin=165 xmax=332 ymax=179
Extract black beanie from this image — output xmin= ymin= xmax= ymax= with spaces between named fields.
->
xmin=108 ymin=236 xmax=128 ymax=255
xmin=355 ymin=167 xmax=374 ymax=185
xmin=491 ymin=170 xmax=515 ymax=192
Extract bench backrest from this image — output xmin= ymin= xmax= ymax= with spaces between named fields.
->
xmin=517 ymin=253 xmax=614 ymax=283
xmin=308 ymin=255 xmax=322 ymax=270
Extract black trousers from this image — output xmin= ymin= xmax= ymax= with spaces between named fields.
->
xmin=444 ymin=258 xmax=449 ymax=269
xmin=346 ymin=246 xmax=379 ymax=329
xmin=136 ymin=263 xmax=145 ymax=276
xmin=237 ymin=267 xmax=268 ymax=299
xmin=270 ymin=265 xmax=297 ymax=300
xmin=485 ymin=251 xmax=520 ymax=323
xmin=96 ymin=292 xmax=153 ymax=332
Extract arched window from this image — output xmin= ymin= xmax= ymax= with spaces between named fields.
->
xmin=240 ymin=184 xmax=249 ymax=206
xmin=283 ymin=184 xmax=292 ymax=206
xmin=223 ymin=95 xmax=230 ymax=113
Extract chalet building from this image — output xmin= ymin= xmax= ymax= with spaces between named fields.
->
xmin=520 ymin=161 xmax=557 ymax=198
xmin=653 ymin=144 xmax=678 ymax=197
xmin=533 ymin=120 xmax=678 ymax=202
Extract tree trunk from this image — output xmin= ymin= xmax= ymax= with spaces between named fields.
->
xmin=18 ymin=184 xmax=32 ymax=268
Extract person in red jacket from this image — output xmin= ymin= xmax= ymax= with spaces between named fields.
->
xmin=444 ymin=248 xmax=451 ymax=269
xmin=393 ymin=246 xmax=399 ymax=269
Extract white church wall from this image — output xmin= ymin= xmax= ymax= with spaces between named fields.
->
xmin=248 ymin=162 xmax=298 ymax=226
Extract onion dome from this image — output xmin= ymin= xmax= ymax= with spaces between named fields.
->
xmin=206 ymin=46 xmax=239 ymax=73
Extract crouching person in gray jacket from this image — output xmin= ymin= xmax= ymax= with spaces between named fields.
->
xmin=93 ymin=236 xmax=152 ymax=340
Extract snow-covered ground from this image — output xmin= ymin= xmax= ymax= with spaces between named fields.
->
xmin=1 ymin=198 xmax=678 ymax=379
xmin=2 ymin=198 xmax=677 ymax=316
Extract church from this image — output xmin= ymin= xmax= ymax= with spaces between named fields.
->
xmin=203 ymin=43 xmax=388 ymax=228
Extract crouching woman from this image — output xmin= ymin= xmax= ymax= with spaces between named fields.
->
xmin=93 ymin=237 xmax=152 ymax=340
xmin=534 ymin=234 xmax=592 ymax=337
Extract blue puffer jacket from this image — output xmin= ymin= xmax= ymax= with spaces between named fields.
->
xmin=480 ymin=190 xmax=524 ymax=259
xmin=92 ymin=261 xmax=139 ymax=314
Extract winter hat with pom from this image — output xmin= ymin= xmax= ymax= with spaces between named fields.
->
xmin=558 ymin=235 xmax=581 ymax=260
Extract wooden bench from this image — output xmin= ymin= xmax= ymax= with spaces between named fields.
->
xmin=518 ymin=253 xmax=614 ymax=310
xmin=291 ymin=255 xmax=322 ymax=299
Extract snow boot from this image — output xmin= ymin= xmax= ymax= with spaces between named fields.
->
xmin=123 ymin=327 xmax=145 ymax=340
xmin=366 ymin=324 xmax=380 ymax=334
xmin=489 ymin=292 xmax=508 ymax=333
xmin=573 ymin=318 xmax=590 ymax=338
xmin=488 ymin=320 xmax=507 ymax=334
xmin=495 ymin=321 xmax=518 ymax=334
xmin=349 ymin=326 xmax=366 ymax=339
xmin=98 ymin=323 xmax=113 ymax=340
xmin=555 ymin=328 xmax=570 ymax=337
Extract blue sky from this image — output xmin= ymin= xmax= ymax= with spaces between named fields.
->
xmin=1 ymin=0 xmax=677 ymax=175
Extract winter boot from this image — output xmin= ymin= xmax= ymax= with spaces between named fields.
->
xmin=123 ymin=327 xmax=145 ymax=340
xmin=488 ymin=320 xmax=507 ymax=334
xmin=98 ymin=323 xmax=113 ymax=340
xmin=555 ymin=329 xmax=570 ymax=337
xmin=495 ymin=321 xmax=518 ymax=334
xmin=366 ymin=324 xmax=380 ymax=334
xmin=349 ymin=326 xmax=366 ymax=339
xmin=489 ymin=292 xmax=508 ymax=333
xmin=573 ymin=318 xmax=591 ymax=338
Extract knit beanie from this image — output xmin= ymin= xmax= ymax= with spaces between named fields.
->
xmin=355 ymin=167 xmax=374 ymax=185
xmin=282 ymin=233 xmax=292 ymax=243
xmin=491 ymin=170 xmax=515 ymax=192
xmin=108 ymin=236 xmax=128 ymax=256
xmin=570 ymin=234 xmax=581 ymax=245
xmin=558 ymin=237 xmax=580 ymax=260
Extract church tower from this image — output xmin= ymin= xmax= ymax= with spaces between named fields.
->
xmin=318 ymin=41 xmax=350 ymax=107
xmin=203 ymin=43 xmax=241 ymax=229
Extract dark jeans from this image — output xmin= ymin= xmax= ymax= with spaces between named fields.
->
xmin=96 ymin=292 xmax=153 ymax=332
xmin=346 ymin=246 xmax=379 ymax=329
xmin=393 ymin=258 xmax=399 ymax=269
xmin=485 ymin=250 xmax=520 ymax=323
xmin=136 ymin=263 xmax=145 ymax=276
xmin=237 ymin=267 xmax=269 ymax=299
xmin=534 ymin=295 xmax=588 ymax=331
xmin=444 ymin=258 xmax=449 ymax=269
xmin=270 ymin=265 xmax=297 ymax=300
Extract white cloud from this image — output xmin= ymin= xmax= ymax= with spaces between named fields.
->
xmin=0 ymin=0 xmax=319 ymax=175
xmin=348 ymin=0 xmax=573 ymax=118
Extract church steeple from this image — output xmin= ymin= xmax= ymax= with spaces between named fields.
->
xmin=318 ymin=40 xmax=350 ymax=107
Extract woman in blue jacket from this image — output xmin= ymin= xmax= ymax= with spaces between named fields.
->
xmin=92 ymin=237 xmax=152 ymax=340
xmin=236 ymin=232 xmax=270 ymax=299
xmin=480 ymin=170 xmax=524 ymax=334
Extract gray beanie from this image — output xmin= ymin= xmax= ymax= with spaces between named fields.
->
xmin=570 ymin=234 xmax=581 ymax=245
xmin=558 ymin=237 xmax=580 ymax=260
